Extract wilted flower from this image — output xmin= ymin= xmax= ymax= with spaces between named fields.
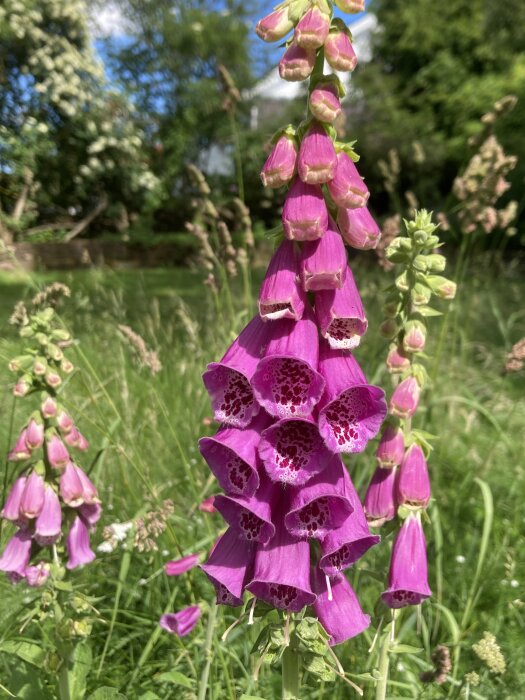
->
xmin=160 ymin=606 xmax=201 ymax=636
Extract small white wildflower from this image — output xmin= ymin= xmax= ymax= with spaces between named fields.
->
xmin=456 ymin=555 xmax=466 ymax=564
xmin=510 ymin=579 xmax=519 ymax=588
xmin=97 ymin=540 xmax=115 ymax=553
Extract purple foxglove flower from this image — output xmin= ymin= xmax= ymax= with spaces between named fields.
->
xmin=386 ymin=345 xmax=411 ymax=374
xmin=246 ymin=520 xmax=316 ymax=612
xmin=47 ymin=434 xmax=70 ymax=469
xmin=364 ymin=466 xmax=397 ymax=527
xmin=309 ymin=81 xmax=342 ymax=124
xmin=57 ymin=410 xmax=74 ymax=434
xmin=64 ymin=427 xmax=89 ymax=451
xmin=60 ymin=462 xmax=84 ymax=507
xmin=258 ymin=240 xmax=305 ymax=321
xmin=334 ymin=0 xmax=365 ymax=12
xmin=337 ymin=206 xmax=381 ymax=250
xmin=325 ymin=27 xmax=357 ymax=72
xmin=390 ymin=376 xmax=421 ymax=419
xmin=315 ymin=267 xmax=368 ymax=350
xmin=199 ymin=496 xmax=217 ymax=513
xmin=312 ymin=567 xmax=370 ymax=646
xmin=25 ymin=419 xmax=44 ymax=449
xmin=78 ymin=502 xmax=102 ymax=528
xmin=1 ymin=476 xmax=27 ymax=522
xmin=317 ymin=343 xmax=387 ymax=453
xmin=160 ymin=606 xmax=201 ymax=636
xmin=299 ymin=224 xmax=346 ymax=292
xmin=294 ymin=6 xmax=330 ymax=49
xmin=203 ymin=315 xmax=270 ymax=428
xmin=319 ymin=465 xmax=380 ymax=574
xmin=0 ymin=529 xmax=32 ymax=578
xmin=41 ymin=396 xmax=57 ymax=419
xmin=165 ymin=554 xmax=200 ymax=576
xmin=258 ymin=417 xmax=333 ymax=485
xmin=261 ymin=134 xmax=298 ymax=188
xmin=19 ymin=471 xmax=45 ymax=519
xmin=282 ymin=178 xmax=328 ymax=241
xmin=66 ymin=515 xmax=96 ymax=569
xmin=251 ymin=308 xmax=325 ymax=419
xmin=8 ymin=429 xmax=31 ymax=461
xmin=327 ymin=152 xmax=369 ymax=209
xmin=25 ymin=561 xmax=51 ymax=587
xmin=402 ymin=321 xmax=427 ymax=353
xmin=35 ymin=484 xmax=62 ymax=545
xmin=201 ymin=527 xmax=256 ymax=606
xmin=381 ymin=513 xmax=431 ymax=608
xmin=397 ymin=444 xmax=431 ymax=509
xmin=199 ymin=412 xmax=271 ymax=497
xmin=214 ymin=474 xmax=277 ymax=544
xmin=376 ymin=425 xmax=405 ymax=468
xmin=284 ymin=455 xmax=352 ymax=539
xmin=298 ymin=122 xmax=337 ymax=185
xmin=279 ymin=41 xmax=316 ymax=82
xmin=256 ymin=7 xmax=293 ymax=42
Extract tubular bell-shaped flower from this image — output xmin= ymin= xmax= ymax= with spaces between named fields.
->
xmin=324 ymin=24 xmax=357 ymax=72
xmin=309 ymin=79 xmax=342 ymax=124
xmin=327 ymin=152 xmax=369 ymax=209
xmin=66 ymin=515 xmax=96 ymax=570
xmin=396 ymin=444 xmax=431 ymax=509
xmin=298 ymin=122 xmax=337 ymax=185
xmin=337 ymin=206 xmax=381 ymax=250
xmin=376 ymin=425 xmax=405 ymax=468
xmin=19 ymin=471 xmax=45 ymax=519
xmin=251 ymin=308 xmax=325 ymax=419
xmin=282 ymin=178 xmax=328 ymax=241
xmin=256 ymin=7 xmax=293 ymax=43
xmin=214 ymin=474 xmax=277 ymax=544
xmin=258 ymin=240 xmax=305 ymax=321
xmin=201 ymin=527 xmax=256 ymax=607
xmin=389 ymin=376 xmax=421 ymax=419
xmin=165 ymin=554 xmax=200 ymax=576
xmin=299 ymin=223 xmax=346 ymax=291
xmin=0 ymin=529 xmax=33 ymax=579
xmin=35 ymin=484 xmax=62 ymax=545
xmin=315 ymin=267 xmax=368 ymax=349
xmin=317 ymin=343 xmax=387 ymax=453
xmin=261 ymin=134 xmax=298 ymax=188
xmin=279 ymin=42 xmax=316 ymax=82
xmin=364 ymin=466 xmax=398 ymax=528
xmin=1 ymin=476 xmax=27 ymax=522
xmin=294 ymin=5 xmax=331 ymax=49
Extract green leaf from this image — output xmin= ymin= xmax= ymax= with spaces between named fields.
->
xmin=240 ymin=695 xmax=267 ymax=700
xmin=414 ymin=305 xmax=443 ymax=317
xmin=138 ymin=693 xmax=161 ymax=700
xmin=88 ymin=688 xmax=127 ymax=700
xmin=389 ymin=644 xmax=423 ymax=654
xmin=68 ymin=643 xmax=93 ymax=699
xmin=0 ymin=641 xmax=46 ymax=667
xmin=155 ymin=670 xmax=194 ymax=688
xmin=303 ymin=654 xmax=336 ymax=682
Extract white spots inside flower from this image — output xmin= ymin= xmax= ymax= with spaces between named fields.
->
xmin=326 ymin=318 xmax=364 ymax=350
xmin=261 ymin=358 xmax=320 ymax=418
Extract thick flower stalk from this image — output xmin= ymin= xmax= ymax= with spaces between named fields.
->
xmin=199 ymin=0 xmax=389 ymax=691
xmin=1 ymin=299 xmax=100 ymax=584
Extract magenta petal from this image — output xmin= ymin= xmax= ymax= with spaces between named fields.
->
xmin=282 ymin=178 xmax=328 ymax=241
xmin=309 ymin=81 xmax=342 ymax=124
xmin=294 ymin=6 xmax=330 ymax=49
xmin=25 ymin=419 xmax=44 ymax=449
xmin=8 ymin=429 xmax=31 ymax=461
xmin=246 ymin=520 xmax=316 ymax=612
xmin=298 ymin=122 xmax=337 ymax=185
xmin=214 ymin=474 xmax=277 ymax=544
xmin=60 ymin=462 xmax=85 ymax=507
xmin=201 ymin=527 xmax=255 ymax=607
xmin=364 ymin=466 xmax=398 ymax=528
xmin=19 ymin=471 xmax=45 ymax=519
xmin=199 ymin=412 xmax=271 ymax=497
xmin=315 ymin=267 xmax=368 ymax=350
xmin=258 ymin=417 xmax=333 ymax=486
xmin=47 ymin=434 xmax=70 ymax=469
xmin=320 ymin=465 xmax=380 ymax=574
xmin=299 ymin=224 xmax=346 ymax=292
xmin=381 ymin=513 xmax=432 ymax=609
xmin=312 ymin=568 xmax=370 ymax=645
xmin=0 ymin=529 xmax=32 ymax=576
xmin=79 ymin=502 xmax=102 ymax=528
xmin=327 ymin=152 xmax=369 ymax=209
xmin=279 ymin=42 xmax=316 ymax=82
xmin=258 ymin=240 xmax=305 ymax=321
xmin=66 ymin=516 xmax=95 ymax=569
xmin=397 ymin=444 xmax=431 ymax=508
xmin=35 ymin=485 xmax=62 ymax=545
xmin=318 ymin=343 xmax=387 ymax=453
xmin=25 ymin=561 xmax=50 ymax=587
xmin=165 ymin=554 xmax=200 ymax=576
xmin=337 ymin=206 xmax=381 ymax=250
xmin=284 ymin=456 xmax=353 ymax=539
xmin=202 ymin=315 xmax=270 ymax=428
xmin=160 ymin=606 xmax=201 ymax=636
xmin=390 ymin=377 xmax=421 ymax=419
xmin=261 ymin=134 xmax=297 ymax=188
xmin=325 ymin=29 xmax=357 ymax=72
xmin=1 ymin=477 xmax=27 ymax=523
xmin=376 ymin=425 xmax=405 ymax=468
xmin=251 ymin=309 xmax=325 ymax=419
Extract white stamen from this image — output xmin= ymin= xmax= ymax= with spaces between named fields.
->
xmin=248 ymin=596 xmax=256 ymax=625
xmin=325 ymin=574 xmax=333 ymax=601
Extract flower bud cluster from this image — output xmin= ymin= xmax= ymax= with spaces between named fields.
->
xmin=199 ymin=1 xmax=389 ymax=649
xmin=363 ymin=210 xmax=455 ymax=609
xmin=0 ymin=300 xmax=100 ymax=584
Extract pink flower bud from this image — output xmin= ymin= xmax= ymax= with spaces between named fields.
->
xmin=41 ymin=396 xmax=57 ymax=419
xmin=258 ymin=240 xmax=305 ymax=321
xmin=386 ymin=346 xmax=411 ymax=374
xmin=19 ymin=471 xmax=45 ymax=519
xmin=160 ymin=606 xmax=201 ymax=636
xmin=66 ymin=516 xmax=95 ymax=569
xmin=47 ymin=434 xmax=70 ymax=468
xmin=325 ymin=27 xmax=357 ymax=72
xmin=60 ymin=463 xmax=98 ymax=507
xmin=390 ymin=376 xmax=421 ymax=419
xmin=199 ymin=496 xmax=216 ymax=513
xmin=282 ymin=178 xmax=328 ymax=241
xmin=1 ymin=477 xmax=27 ymax=523
xmin=25 ymin=562 xmax=51 ymax=587
xmin=364 ymin=466 xmax=397 ymax=527
xmin=397 ymin=444 xmax=431 ymax=508
xmin=164 ymin=554 xmax=200 ymax=576
xmin=45 ymin=371 xmax=61 ymax=388
xmin=334 ymin=0 xmax=365 ymax=13
xmin=402 ymin=321 xmax=427 ymax=353
xmin=13 ymin=378 xmax=31 ymax=397
xmin=33 ymin=358 xmax=47 ymax=376
xmin=8 ymin=429 xmax=32 ymax=462
xmin=299 ymin=224 xmax=346 ymax=291
xmin=337 ymin=206 xmax=381 ymax=249
xmin=298 ymin=122 xmax=337 ymax=185
xmin=327 ymin=152 xmax=369 ymax=208
xmin=309 ymin=81 xmax=342 ymax=124
xmin=376 ymin=425 xmax=405 ymax=468
xmin=57 ymin=410 xmax=74 ymax=434
xmin=25 ymin=419 xmax=44 ymax=450
xmin=279 ymin=41 xmax=316 ymax=82
xmin=35 ymin=484 xmax=62 ymax=545
xmin=256 ymin=7 xmax=293 ymax=42
xmin=261 ymin=134 xmax=297 ymax=188
xmin=294 ymin=6 xmax=330 ymax=49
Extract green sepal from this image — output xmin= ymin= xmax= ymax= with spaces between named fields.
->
xmin=413 ymin=305 xmax=442 ymax=317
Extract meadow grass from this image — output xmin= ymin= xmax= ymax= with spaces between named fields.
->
xmin=0 ymin=256 xmax=523 ymax=699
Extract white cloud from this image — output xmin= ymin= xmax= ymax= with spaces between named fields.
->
xmin=89 ymin=2 xmax=130 ymax=38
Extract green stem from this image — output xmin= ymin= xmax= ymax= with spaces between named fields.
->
xmin=57 ymin=645 xmax=72 ymax=700
xmin=282 ymin=645 xmax=300 ymax=700
xmin=198 ymin=599 xmax=218 ymax=700
xmin=374 ymin=632 xmax=391 ymax=700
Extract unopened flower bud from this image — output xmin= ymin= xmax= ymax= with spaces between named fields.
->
xmin=13 ymin=377 xmax=31 ymax=397
xmin=61 ymin=359 xmax=74 ymax=374
xmin=309 ymin=80 xmax=342 ymax=124
xmin=403 ymin=321 xmax=426 ymax=353
xmin=397 ymin=444 xmax=431 ymax=509
xmin=376 ymin=425 xmax=405 ymax=468
xmin=327 ymin=152 xmax=369 ymax=208
xmin=334 ymin=0 xmax=365 ymax=12
xmin=261 ymin=134 xmax=297 ymax=188
xmin=427 ymin=276 xmax=456 ymax=300
xmin=379 ymin=319 xmax=399 ymax=339
xmin=294 ymin=6 xmax=330 ymax=49
xmin=45 ymin=371 xmax=62 ymax=388
xmin=256 ymin=7 xmax=293 ymax=42
xmin=390 ymin=376 xmax=421 ymax=419
xmin=411 ymin=283 xmax=432 ymax=306
xmin=386 ymin=346 xmax=411 ymax=374
xmin=279 ymin=41 xmax=316 ymax=82
xmin=33 ymin=357 xmax=47 ymax=375
xmin=337 ymin=206 xmax=381 ymax=249
xmin=26 ymin=418 xmax=44 ymax=449
xmin=325 ymin=25 xmax=357 ymax=72
xmin=425 ymin=254 xmax=447 ymax=272
xmin=298 ymin=122 xmax=337 ymax=184
xmin=41 ymin=396 xmax=57 ymax=418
